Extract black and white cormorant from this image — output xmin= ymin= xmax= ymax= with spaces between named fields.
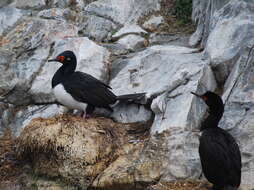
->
xmin=49 ymin=50 xmax=145 ymax=118
xmin=191 ymin=91 xmax=241 ymax=190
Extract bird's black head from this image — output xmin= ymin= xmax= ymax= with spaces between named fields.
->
xmin=48 ymin=50 xmax=76 ymax=65
xmin=191 ymin=91 xmax=224 ymax=116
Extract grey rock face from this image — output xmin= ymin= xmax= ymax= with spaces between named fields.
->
xmin=0 ymin=7 xmax=26 ymax=35
xmin=0 ymin=0 xmax=13 ymax=8
xmin=219 ymin=45 xmax=254 ymax=190
xmin=80 ymin=15 xmax=118 ymax=42
xmin=10 ymin=104 xmax=65 ymax=136
xmin=13 ymin=0 xmax=47 ymax=10
xmin=0 ymin=0 xmax=254 ymax=189
xmin=110 ymin=45 xmax=216 ymax=126
xmin=205 ymin=0 xmax=254 ymax=84
xmin=0 ymin=50 xmax=17 ymax=96
xmin=82 ymin=0 xmax=160 ymax=41
xmin=38 ymin=8 xmax=66 ymax=21
xmin=85 ymin=0 xmax=160 ymax=25
xmin=142 ymin=15 xmax=164 ymax=32
xmin=190 ymin=0 xmax=230 ymax=47
xmin=116 ymin=34 xmax=146 ymax=51
xmin=112 ymin=24 xmax=147 ymax=39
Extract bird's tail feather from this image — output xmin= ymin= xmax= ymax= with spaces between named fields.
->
xmin=116 ymin=93 xmax=146 ymax=103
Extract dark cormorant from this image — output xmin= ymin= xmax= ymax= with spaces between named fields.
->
xmin=191 ymin=91 xmax=241 ymax=190
xmin=49 ymin=50 xmax=145 ymax=118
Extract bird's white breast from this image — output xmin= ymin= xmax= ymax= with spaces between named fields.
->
xmin=53 ymin=84 xmax=87 ymax=111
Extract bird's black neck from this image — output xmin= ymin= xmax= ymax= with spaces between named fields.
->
xmin=200 ymin=107 xmax=224 ymax=131
xmin=52 ymin=63 xmax=76 ymax=88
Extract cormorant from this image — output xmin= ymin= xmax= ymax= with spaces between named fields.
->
xmin=191 ymin=91 xmax=241 ymax=190
xmin=49 ymin=50 xmax=145 ymax=118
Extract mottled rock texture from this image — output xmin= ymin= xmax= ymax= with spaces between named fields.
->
xmin=0 ymin=0 xmax=254 ymax=189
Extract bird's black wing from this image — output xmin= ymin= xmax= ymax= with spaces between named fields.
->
xmin=199 ymin=128 xmax=241 ymax=187
xmin=223 ymin=129 xmax=241 ymax=187
xmin=63 ymin=72 xmax=117 ymax=108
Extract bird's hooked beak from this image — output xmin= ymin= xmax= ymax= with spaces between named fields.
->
xmin=48 ymin=58 xmax=58 ymax=62
xmin=48 ymin=56 xmax=65 ymax=63
xmin=191 ymin=92 xmax=201 ymax=97
xmin=191 ymin=92 xmax=207 ymax=101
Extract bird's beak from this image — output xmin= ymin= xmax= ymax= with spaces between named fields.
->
xmin=191 ymin=92 xmax=207 ymax=101
xmin=191 ymin=92 xmax=202 ymax=98
xmin=191 ymin=92 xmax=203 ymax=99
xmin=48 ymin=58 xmax=58 ymax=62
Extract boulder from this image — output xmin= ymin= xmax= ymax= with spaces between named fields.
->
xmin=191 ymin=0 xmax=254 ymax=84
xmin=116 ymin=35 xmax=146 ymax=51
xmin=38 ymin=8 xmax=66 ymax=21
xmin=204 ymin=0 xmax=254 ymax=84
xmin=10 ymin=104 xmax=65 ymax=136
xmin=12 ymin=0 xmax=47 ymax=10
xmin=0 ymin=7 xmax=26 ymax=36
xmin=85 ymin=0 xmax=160 ymax=25
xmin=112 ymin=24 xmax=147 ymax=40
xmin=142 ymin=15 xmax=165 ymax=32
xmin=80 ymin=14 xmax=118 ymax=42
xmin=219 ymin=44 xmax=254 ymax=190
xmin=83 ymin=0 xmax=160 ymax=41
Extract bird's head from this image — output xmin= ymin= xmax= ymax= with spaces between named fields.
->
xmin=48 ymin=50 xmax=76 ymax=65
xmin=191 ymin=91 xmax=224 ymax=115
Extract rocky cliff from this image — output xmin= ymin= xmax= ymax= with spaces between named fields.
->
xmin=0 ymin=0 xmax=254 ymax=189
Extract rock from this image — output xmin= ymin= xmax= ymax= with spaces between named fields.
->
xmin=117 ymin=34 xmax=146 ymax=51
xmin=25 ymin=178 xmax=78 ymax=190
xmin=9 ymin=104 xmax=65 ymax=137
xmin=29 ymin=37 xmax=110 ymax=104
xmin=1 ymin=18 xmax=78 ymax=105
xmin=13 ymin=0 xmax=47 ymax=10
xmin=38 ymin=8 xmax=66 ymax=21
xmin=145 ymin=180 xmax=211 ymax=190
xmin=2 ymin=18 xmax=78 ymax=52
xmin=112 ymin=24 xmax=147 ymax=39
xmin=102 ymin=43 xmax=130 ymax=56
xmin=85 ymin=0 xmax=160 ymax=26
xmin=0 ymin=103 xmax=9 ymax=136
xmin=0 ymin=0 xmax=13 ymax=8
xmin=190 ymin=0 xmax=230 ymax=47
xmin=204 ymin=0 xmax=254 ymax=84
xmin=0 ymin=7 xmax=26 ymax=36
xmin=219 ymin=45 xmax=254 ymax=190
xmin=80 ymin=15 xmax=118 ymax=42
xmin=111 ymin=45 xmax=208 ymax=98
xmin=83 ymin=0 xmax=160 ymax=41
xmin=110 ymin=103 xmax=152 ymax=123
xmin=149 ymin=33 xmax=190 ymax=46
xmin=110 ymin=45 xmax=216 ymax=127
xmin=0 ymin=50 xmax=17 ymax=97
xmin=142 ymin=15 xmax=164 ymax=32
xmin=108 ymin=45 xmax=218 ymax=181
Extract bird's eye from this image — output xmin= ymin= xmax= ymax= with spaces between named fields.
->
xmin=67 ymin=57 xmax=71 ymax=61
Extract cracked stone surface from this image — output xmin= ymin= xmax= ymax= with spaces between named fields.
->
xmin=0 ymin=6 xmax=27 ymax=36
xmin=0 ymin=0 xmax=254 ymax=189
xmin=219 ymin=44 xmax=254 ymax=190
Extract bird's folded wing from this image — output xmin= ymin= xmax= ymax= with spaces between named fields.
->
xmin=63 ymin=72 xmax=116 ymax=107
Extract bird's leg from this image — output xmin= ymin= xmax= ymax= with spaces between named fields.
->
xmin=81 ymin=111 xmax=86 ymax=118
xmin=81 ymin=111 xmax=92 ymax=119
